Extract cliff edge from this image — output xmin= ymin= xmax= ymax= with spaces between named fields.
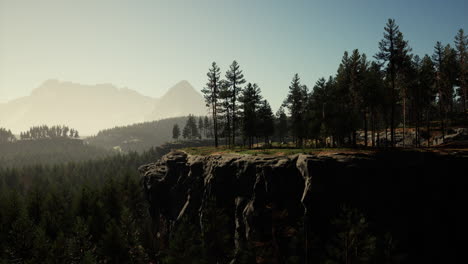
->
xmin=139 ymin=150 xmax=467 ymax=263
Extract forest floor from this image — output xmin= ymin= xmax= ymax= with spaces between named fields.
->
xmin=181 ymin=141 xmax=468 ymax=157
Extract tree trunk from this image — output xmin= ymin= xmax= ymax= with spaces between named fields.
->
xmin=463 ymin=82 xmax=467 ymax=113
xmin=353 ymin=131 xmax=357 ymax=147
xmin=385 ymin=126 xmax=388 ymax=147
xmin=427 ymin=109 xmax=431 ymax=147
xmin=227 ymin=112 xmax=231 ymax=147
xmin=213 ymin=104 xmax=218 ymax=148
xmin=232 ymin=85 xmax=237 ymax=147
xmin=391 ymin=73 xmax=395 ymax=147
xmin=403 ymin=92 xmax=406 ymax=148
xmin=377 ymin=128 xmax=380 ymax=147
xmin=364 ymin=111 xmax=368 ymax=147
xmin=371 ymin=111 xmax=375 ymax=147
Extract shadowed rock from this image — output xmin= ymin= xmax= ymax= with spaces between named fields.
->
xmin=140 ymin=150 xmax=467 ymax=263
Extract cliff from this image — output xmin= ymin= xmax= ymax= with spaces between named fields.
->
xmin=139 ymin=150 xmax=467 ymax=263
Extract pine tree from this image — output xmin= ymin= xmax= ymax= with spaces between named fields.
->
xmin=99 ymin=219 xmax=129 ymax=263
xmin=182 ymin=115 xmax=199 ymax=140
xmin=202 ymin=62 xmax=221 ymax=147
xmin=325 ymin=206 xmax=376 ymax=264
xmin=183 ymin=123 xmax=190 ymax=139
xmin=432 ymin=42 xmax=458 ymax=139
xmin=226 ymin=60 xmax=246 ymax=146
xmin=283 ymin=74 xmax=308 ymax=147
xmin=442 ymin=44 xmax=458 ymax=114
xmin=335 ymin=52 xmax=355 ymax=145
xmin=375 ymin=19 xmax=410 ymax=147
xmin=62 ymin=126 xmax=69 ymax=137
xmin=52 ymin=232 xmax=68 ymax=263
xmin=0 ymin=128 xmax=15 ymax=143
xmin=120 ymin=207 xmax=148 ymax=263
xmin=172 ymin=124 xmax=180 ymax=141
xmin=218 ymin=80 xmax=232 ymax=146
xmin=6 ymin=207 xmax=35 ymax=263
xmin=200 ymin=198 xmax=233 ymax=264
xmin=418 ymin=55 xmax=437 ymax=146
xmin=257 ymin=99 xmax=275 ymax=145
xmin=395 ymin=32 xmax=413 ymax=147
xmin=198 ymin=116 xmax=204 ymax=139
xmin=454 ymin=29 xmax=467 ymax=112
xmin=164 ymin=215 xmax=206 ymax=264
xmin=239 ymin=83 xmax=263 ymax=148
xmin=348 ymin=49 xmax=367 ymax=146
xmin=309 ymin=77 xmax=331 ymax=146
xmin=75 ymin=187 xmax=94 ymax=221
xmin=275 ymin=107 xmax=288 ymax=143
xmin=203 ymin=116 xmax=211 ymax=138
xmin=364 ymin=62 xmax=386 ymax=147
xmin=66 ymin=217 xmax=94 ymax=263
xmin=433 ymin=41 xmax=445 ymax=137
xmin=31 ymin=226 xmax=50 ymax=263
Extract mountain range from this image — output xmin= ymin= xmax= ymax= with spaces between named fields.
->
xmin=0 ymin=80 xmax=207 ymax=135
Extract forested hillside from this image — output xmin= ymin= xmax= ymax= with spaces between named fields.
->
xmin=0 ymin=150 xmax=155 ymax=263
xmin=86 ymin=116 xmax=192 ymax=153
xmin=0 ymin=140 xmax=214 ymax=263
xmin=0 ymin=138 xmax=111 ymax=168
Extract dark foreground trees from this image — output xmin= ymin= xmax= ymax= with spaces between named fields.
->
xmin=0 ymin=147 xmax=166 ymax=263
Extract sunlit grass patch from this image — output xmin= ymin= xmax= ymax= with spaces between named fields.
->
xmin=181 ymin=145 xmax=376 ymax=156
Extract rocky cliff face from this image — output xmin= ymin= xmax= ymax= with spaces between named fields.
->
xmin=139 ymin=150 xmax=467 ymax=263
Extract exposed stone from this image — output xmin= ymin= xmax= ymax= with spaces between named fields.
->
xmin=140 ymin=150 xmax=467 ymax=263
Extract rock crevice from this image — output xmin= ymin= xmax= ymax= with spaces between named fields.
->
xmin=140 ymin=150 xmax=466 ymax=263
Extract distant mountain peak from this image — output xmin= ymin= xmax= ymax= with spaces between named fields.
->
xmin=175 ymin=80 xmax=191 ymax=86
xmin=168 ymin=80 xmax=194 ymax=90
xmin=145 ymin=80 xmax=207 ymax=121
xmin=162 ymin=80 xmax=201 ymax=98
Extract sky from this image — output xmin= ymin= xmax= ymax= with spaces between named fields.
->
xmin=0 ymin=0 xmax=467 ymax=111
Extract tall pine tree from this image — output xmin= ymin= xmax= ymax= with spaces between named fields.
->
xmin=202 ymin=62 xmax=221 ymax=147
xmin=225 ymin=60 xmax=246 ymax=146
xmin=375 ymin=19 xmax=410 ymax=147
xmin=454 ymin=29 xmax=467 ymax=112
xmin=283 ymin=74 xmax=308 ymax=147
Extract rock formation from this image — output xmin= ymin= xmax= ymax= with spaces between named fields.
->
xmin=140 ymin=150 xmax=467 ymax=263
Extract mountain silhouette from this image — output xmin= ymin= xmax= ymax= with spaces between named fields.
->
xmin=0 ymin=79 xmax=206 ymax=135
xmin=145 ymin=80 xmax=207 ymax=121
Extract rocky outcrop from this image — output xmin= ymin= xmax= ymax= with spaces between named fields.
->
xmin=140 ymin=150 xmax=467 ymax=263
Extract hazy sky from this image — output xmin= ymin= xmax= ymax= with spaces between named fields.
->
xmin=1 ymin=0 xmax=466 ymax=111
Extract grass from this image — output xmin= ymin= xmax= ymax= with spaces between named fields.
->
xmin=181 ymin=142 xmax=468 ymax=157
xmin=181 ymin=145 xmax=376 ymax=156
